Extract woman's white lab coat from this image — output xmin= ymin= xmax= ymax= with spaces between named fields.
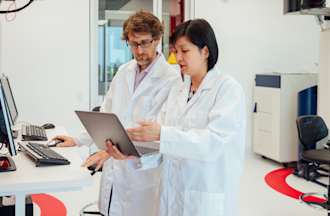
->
xmin=95 ymin=54 xmax=179 ymax=216
xmin=158 ymin=67 xmax=246 ymax=216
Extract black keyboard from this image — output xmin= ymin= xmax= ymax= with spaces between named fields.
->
xmin=21 ymin=125 xmax=48 ymax=141
xmin=18 ymin=142 xmax=70 ymax=166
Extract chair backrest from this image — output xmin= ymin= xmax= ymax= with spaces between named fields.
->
xmin=296 ymin=115 xmax=329 ymax=150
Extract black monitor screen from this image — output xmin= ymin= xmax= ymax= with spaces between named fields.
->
xmin=0 ymin=83 xmax=16 ymax=156
xmin=0 ymin=75 xmax=18 ymax=124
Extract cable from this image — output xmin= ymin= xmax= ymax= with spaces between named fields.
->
xmin=0 ymin=0 xmax=34 ymax=14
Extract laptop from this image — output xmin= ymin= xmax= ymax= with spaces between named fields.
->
xmin=75 ymin=111 xmax=158 ymax=158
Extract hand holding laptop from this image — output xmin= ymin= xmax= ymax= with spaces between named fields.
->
xmin=75 ymin=111 xmax=158 ymax=158
xmin=81 ymin=139 xmax=136 ymax=176
xmin=105 ymin=139 xmax=136 ymax=160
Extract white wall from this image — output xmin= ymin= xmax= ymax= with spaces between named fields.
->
xmin=0 ymin=0 xmax=90 ymax=136
xmin=0 ymin=0 xmax=322 ymax=144
xmin=194 ymin=0 xmax=320 ymax=152
xmin=319 ymin=31 xmax=330 ymax=128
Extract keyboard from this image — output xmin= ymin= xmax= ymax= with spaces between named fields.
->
xmin=21 ymin=124 xmax=48 ymax=141
xmin=18 ymin=142 xmax=70 ymax=166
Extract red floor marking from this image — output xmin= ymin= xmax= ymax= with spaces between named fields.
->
xmin=265 ymin=168 xmax=326 ymax=203
xmin=31 ymin=194 xmax=66 ymax=216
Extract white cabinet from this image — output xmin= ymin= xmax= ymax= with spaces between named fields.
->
xmin=253 ymin=73 xmax=317 ymax=163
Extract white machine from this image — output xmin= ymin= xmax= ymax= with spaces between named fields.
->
xmin=253 ymin=73 xmax=317 ymax=163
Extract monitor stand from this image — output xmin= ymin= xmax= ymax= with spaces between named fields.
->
xmin=0 ymin=156 xmax=16 ymax=172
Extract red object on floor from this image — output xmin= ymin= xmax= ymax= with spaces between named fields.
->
xmin=265 ymin=168 xmax=326 ymax=203
xmin=31 ymin=194 xmax=66 ymax=216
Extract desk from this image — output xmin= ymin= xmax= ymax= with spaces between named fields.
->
xmin=0 ymin=127 xmax=92 ymax=216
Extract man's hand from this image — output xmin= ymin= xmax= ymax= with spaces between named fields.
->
xmin=105 ymin=140 xmax=134 ymax=160
xmin=52 ymin=135 xmax=76 ymax=147
xmin=126 ymin=121 xmax=161 ymax=142
xmin=82 ymin=151 xmax=110 ymax=171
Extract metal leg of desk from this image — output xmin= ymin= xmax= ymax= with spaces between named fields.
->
xmin=15 ymin=193 xmax=26 ymax=216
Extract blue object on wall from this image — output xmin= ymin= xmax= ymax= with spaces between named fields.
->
xmin=298 ymin=85 xmax=317 ymax=116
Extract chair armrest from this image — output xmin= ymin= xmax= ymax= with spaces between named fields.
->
xmin=324 ymin=140 xmax=330 ymax=149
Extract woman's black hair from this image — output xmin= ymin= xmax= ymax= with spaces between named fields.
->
xmin=170 ymin=19 xmax=219 ymax=71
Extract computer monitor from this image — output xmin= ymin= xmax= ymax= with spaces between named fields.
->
xmin=0 ymin=83 xmax=17 ymax=172
xmin=0 ymin=75 xmax=18 ymax=124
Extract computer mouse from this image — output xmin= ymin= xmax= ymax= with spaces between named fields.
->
xmin=46 ymin=139 xmax=63 ymax=147
xmin=87 ymin=163 xmax=103 ymax=175
xmin=41 ymin=123 xmax=55 ymax=130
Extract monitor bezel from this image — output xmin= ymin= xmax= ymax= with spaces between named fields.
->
xmin=0 ymin=75 xmax=18 ymax=124
xmin=0 ymin=83 xmax=17 ymax=156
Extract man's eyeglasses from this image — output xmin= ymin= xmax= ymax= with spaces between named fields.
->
xmin=127 ymin=39 xmax=154 ymax=49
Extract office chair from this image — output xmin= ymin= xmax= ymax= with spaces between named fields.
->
xmin=92 ymin=106 xmax=101 ymax=112
xmin=295 ymin=115 xmax=329 ymax=188
xmin=296 ymin=115 xmax=330 ymax=214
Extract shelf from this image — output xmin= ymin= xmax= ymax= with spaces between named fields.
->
xmin=285 ymin=7 xmax=330 ymax=16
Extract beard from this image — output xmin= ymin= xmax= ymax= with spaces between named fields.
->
xmin=135 ymin=56 xmax=152 ymax=69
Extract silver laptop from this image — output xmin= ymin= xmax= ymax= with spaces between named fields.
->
xmin=75 ymin=111 xmax=158 ymax=157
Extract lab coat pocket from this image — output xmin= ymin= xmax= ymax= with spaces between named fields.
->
xmin=183 ymin=190 xmax=225 ymax=216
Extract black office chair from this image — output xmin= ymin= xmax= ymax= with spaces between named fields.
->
xmin=295 ymin=115 xmax=329 ymax=187
xmin=296 ymin=115 xmax=330 ymax=213
xmin=92 ymin=106 xmax=101 ymax=112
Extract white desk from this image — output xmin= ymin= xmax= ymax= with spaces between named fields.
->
xmin=0 ymin=127 xmax=92 ymax=216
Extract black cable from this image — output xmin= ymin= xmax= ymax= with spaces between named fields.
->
xmin=0 ymin=0 xmax=34 ymax=14
xmin=81 ymin=211 xmax=103 ymax=215
xmin=107 ymin=186 xmax=113 ymax=215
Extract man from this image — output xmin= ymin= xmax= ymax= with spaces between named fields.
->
xmin=54 ymin=11 xmax=179 ymax=216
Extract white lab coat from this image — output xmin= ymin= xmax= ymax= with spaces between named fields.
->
xmin=74 ymin=55 xmax=178 ymax=146
xmin=158 ymin=67 xmax=246 ymax=216
xmin=94 ymin=54 xmax=179 ymax=216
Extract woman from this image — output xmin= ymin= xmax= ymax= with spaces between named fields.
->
xmin=108 ymin=19 xmax=246 ymax=216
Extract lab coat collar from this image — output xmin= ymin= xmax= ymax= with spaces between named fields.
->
xmin=125 ymin=63 xmax=136 ymax=96
xmin=149 ymin=54 xmax=168 ymax=79
xmin=182 ymin=67 xmax=217 ymax=91
xmin=179 ymin=67 xmax=219 ymax=116
xmin=126 ymin=54 xmax=169 ymax=99
xmin=189 ymin=67 xmax=218 ymax=90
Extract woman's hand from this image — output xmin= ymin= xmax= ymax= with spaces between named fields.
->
xmin=126 ymin=121 xmax=161 ymax=142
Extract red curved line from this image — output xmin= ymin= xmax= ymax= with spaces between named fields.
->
xmin=265 ymin=168 xmax=326 ymax=203
xmin=31 ymin=194 xmax=66 ymax=216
